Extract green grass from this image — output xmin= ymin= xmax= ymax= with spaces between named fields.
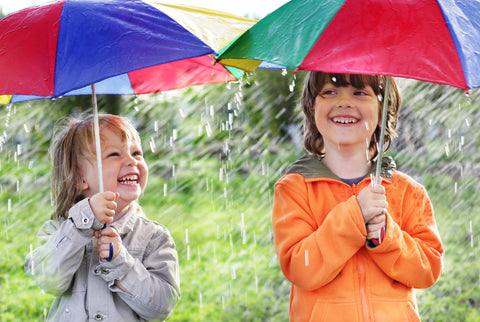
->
xmin=3 ymin=148 xmax=480 ymax=321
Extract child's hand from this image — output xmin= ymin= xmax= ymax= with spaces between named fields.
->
xmin=95 ymin=227 xmax=121 ymax=261
xmin=89 ymin=191 xmax=119 ymax=225
xmin=356 ymin=184 xmax=388 ymax=238
xmin=366 ymin=213 xmax=386 ymax=240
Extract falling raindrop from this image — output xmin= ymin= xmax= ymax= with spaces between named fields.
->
xmin=281 ymin=69 xmax=287 ymax=76
xmin=29 ymin=244 xmax=34 ymax=275
xmin=305 ymin=249 xmax=309 ymax=267
xmin=7 ymin=198 xmax=11 ymax=212
xmin=163 ymin=183 xmax=167 ymax=197
xmin=289 ymin=79 xmax=295 ymax=92
xmin=149 ymin=137 xmax=156 ymax=153
xmin=185 ymin=228 xmax=189 ymax=244
xmin=241 ymin=213 xmax=246 ymax=244
xmin=187 ymin=245 xmax=191 ymax=260
xmin=444 ymin=143 xmax=450 ymax=157
xmin=205 ymin=122 xmax=212 ymax=137
xmin=179 ymin=108 xmax=186 ymax=118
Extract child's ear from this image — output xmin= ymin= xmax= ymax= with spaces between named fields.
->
xmin=80 ymin=179 xmax=89 ymax=191
xmin=75 ymin=177 xmax=89 ymax=191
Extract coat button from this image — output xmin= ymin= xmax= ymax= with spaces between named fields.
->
xmin=93 ymin=268 xmax=100 ymax=275
xmin=101 ymin=268 xmax=109 ymax=275
xmin=94 ymin=313 xmax=104 ymax=320
xmin=82 ymin=216 xmax=89 ymax=224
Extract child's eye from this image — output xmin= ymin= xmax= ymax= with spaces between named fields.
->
xmin=108 ymin=152 xmax=120 ymax=157
xmin=354 ymin=89 xmax=369 ymax=96
xmin=133 ymin=151 xmax=143 ymax=157
xmin=321 ymin=89 xmax=336 ymax=96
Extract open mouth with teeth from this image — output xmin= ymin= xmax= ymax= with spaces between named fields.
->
xmin=332 ymin=117 xmax=358 ymax=124
xmin=118 ymin=174 xmax=139 ymax=185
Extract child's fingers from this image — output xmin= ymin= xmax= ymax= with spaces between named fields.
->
xmin=367 ymin=227 xmax=385 ymax=240
xmin=97 ymin=230 xmax=121 ymax=260
xmin=368 ymin=213 xmax=386 ymax=225
xmin=102 ymin=191 xmax=119 ymax=201
xmin=98 ymin=227 xmax=119 ymax=237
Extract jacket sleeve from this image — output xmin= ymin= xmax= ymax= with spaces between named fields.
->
xmin=24 ymin=199 xmax=98 ymax=295
xmin=272 ymin=174 xmax=367 ymax=291
xmin=367 ymin=181 xmax=444 ymax=288
xmin=97 ymin=225 xmax=180 ymax=321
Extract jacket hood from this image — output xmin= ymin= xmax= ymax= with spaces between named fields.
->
xmin=284 ymin=154 xmax=396 ymax=181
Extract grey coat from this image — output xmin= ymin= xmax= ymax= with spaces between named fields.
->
xmin=25 ymin=199 xmax=180 ymax=321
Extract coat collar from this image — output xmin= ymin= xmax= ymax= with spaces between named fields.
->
xmin=285 ymin=154 xmax=396 ymax=181
xmin=110 ymin=202 xmax=144 ymax=236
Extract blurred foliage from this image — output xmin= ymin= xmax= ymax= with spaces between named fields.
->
xmin=1 ymin=70 xmax=480 ymax=321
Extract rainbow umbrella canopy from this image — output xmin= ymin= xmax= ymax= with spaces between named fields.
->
xmin=0 ymin=0 xmax=257 ymax=104
xmin=218 ymin=0 xmax=480 ymax=91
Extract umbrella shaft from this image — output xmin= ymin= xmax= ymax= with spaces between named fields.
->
xmin=375 ymin=76 xmax=391 ymax=184
xmin=92 ymin=84 xmax=104 ymax=193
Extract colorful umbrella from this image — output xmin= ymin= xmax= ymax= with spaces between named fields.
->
xmin=218 ymin=0 xmax=480 ymax=91
xmin=218 ymin=0 xmax=480 ymax=245
xmin=0 ymin=0 xmax=256 ymax=193
xmin=0 ymin=1 xmax=256 ymax=104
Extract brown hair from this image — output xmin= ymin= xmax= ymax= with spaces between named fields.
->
xmin=301 ymin=72 xmax=401 ymax=159
xmin=50 ymin=113 xmax=141 ymax=219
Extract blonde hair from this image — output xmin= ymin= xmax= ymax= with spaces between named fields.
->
xmin=301 ymin=72 xmax=401 ymax=159
xmin=50 ymin=113 xmax=141 ymax=219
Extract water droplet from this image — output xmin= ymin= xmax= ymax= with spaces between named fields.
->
xmin=305 ymin=249 xmax=309 ymax=266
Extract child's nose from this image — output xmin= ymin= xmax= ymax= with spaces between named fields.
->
xmin=124 ymin=155 xmax=137 ymax=166
xmin=336 ymin=91 xmax=353 ymax=108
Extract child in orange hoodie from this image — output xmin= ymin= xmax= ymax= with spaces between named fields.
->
xmin=272 ymin=72 xmax=444 ymax=321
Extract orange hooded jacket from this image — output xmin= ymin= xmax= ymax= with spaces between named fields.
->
xmin=272 ymin=155 xmax=444 ymax=322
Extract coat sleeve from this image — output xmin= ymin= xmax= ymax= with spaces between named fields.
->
xmin=97 ymin=224 xmax=180 ymax=321
xmin=24 ymin=199 xmax=97 ymax=295
xmin=367 ymin=180 xmax=444 ymax=288
xmin=272 ymin=174 xmax=367 ymax=291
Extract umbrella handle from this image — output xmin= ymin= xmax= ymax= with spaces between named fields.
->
xmin=374 ymin=76 xmax=391 ymax=185
xmin=101 ymin=223 xmax=114 ymax=262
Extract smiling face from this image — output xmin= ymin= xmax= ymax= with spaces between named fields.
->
xmin=79 ymin=126 xmax=148 ymax=215
xmin=313 ymin=76 xmax=380 ymax=156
